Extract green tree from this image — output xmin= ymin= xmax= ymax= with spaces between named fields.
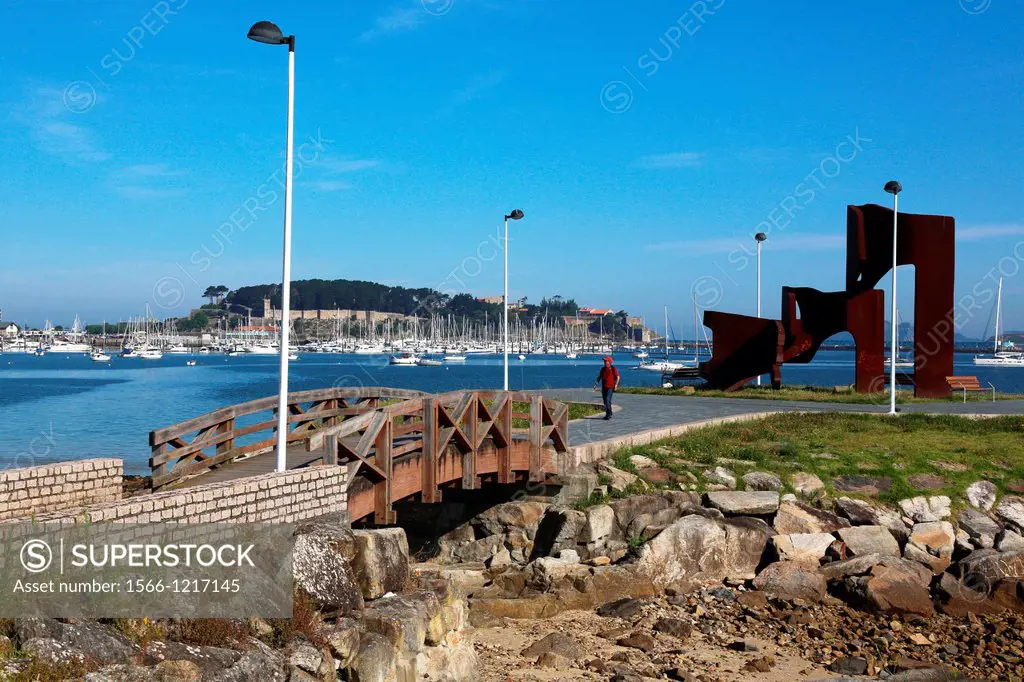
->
xmin=202 ymin=286 xmax=219 ymax=305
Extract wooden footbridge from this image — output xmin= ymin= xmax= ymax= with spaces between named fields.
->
xmin=149 ymin=387 xmax=572 ymax=523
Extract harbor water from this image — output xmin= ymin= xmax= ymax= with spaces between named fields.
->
xmin=1 ymin=350 xmax=1021 ymax=474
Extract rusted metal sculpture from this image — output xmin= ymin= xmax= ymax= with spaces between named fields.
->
xmin=700 ymin=204 xmax=955 ymax=397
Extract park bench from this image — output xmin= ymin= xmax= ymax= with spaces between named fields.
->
xmin=946 ymin=376 xmax=995 ymax=403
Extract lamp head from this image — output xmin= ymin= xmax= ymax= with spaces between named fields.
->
xmin=505 ymin=209 xmax=524 ymax=221
xmin=754 ymin=232 xmax=767 ymax=243
xmin=248 ymin=21 xmax=290 ymax=46
xmin=884 ymin=180 xmax=903 ymax=195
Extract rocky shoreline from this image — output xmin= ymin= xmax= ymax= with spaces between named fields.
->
xmin=2 ymin=464 xmax=1022 ymax=681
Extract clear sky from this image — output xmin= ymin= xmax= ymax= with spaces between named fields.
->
xmin=2 ymin=0 xmax=1023 ymax=339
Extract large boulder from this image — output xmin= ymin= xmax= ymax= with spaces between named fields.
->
xmin=359 ymin=591 xmax=445 ymax=655
xmin=475 ymin=501 xmax=548 ymax=539
xmin=704 ymin=491 xmax=780 ymax=516
xmin=771 ymin=533 xmax=835 ymax=565
xmin=414 ymin=639 xmax=480 ymax=681
xmin=636 ymin=514 xmax=771 ymax=588
xmin=752 ymin=561 xmax=827 ymax=602
xmin=819 ymin=554 xmax=934 ymax=616
xmin=904 ymin=522 xmax=956 ymax=575
xmin=598 ymin=463 xmax=639 ymax=494
xmin=18 ymin=621 xmax=139 ymax=668
xmin=352 ymin=528 xmax=411 ymax=599
xmin=966 ymin=480 xmax=997 ymax=511
xmin=995 ymin=496 xmax=1024 ymax=533
xmin=834 ymin=497 xmax=910 ymax=543
xmin=530 ymin=509 xmax=586 ymax=559
xmin=773 ymin=501 xmax=850 ymax=535
xmin=347 ymin=632 xmax=397 ymax=682
xmin=836 ymin=526 xmax=900 ymax=558
xmin=898 ymin=496 xmax=951 ymax=523
xmin=958 ymin=508 xmax=1002 ymax=550
xmin=293 ymin=523 xmax=365 ymax=615
xmin=581 ymin=504 xmax=616 ymax=544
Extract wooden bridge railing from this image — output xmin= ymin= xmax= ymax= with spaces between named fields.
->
xmin=149 ymin=387 xmax=425 ymax=490
xmin=312 ymin=390 xmax=570 ymax=524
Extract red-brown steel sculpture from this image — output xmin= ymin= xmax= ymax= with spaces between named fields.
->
xmin=699 ymin=203 xmax=954 ymax=397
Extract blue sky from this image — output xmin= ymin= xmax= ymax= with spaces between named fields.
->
xmin=2 ymin=0 xmax=1023 ymax=339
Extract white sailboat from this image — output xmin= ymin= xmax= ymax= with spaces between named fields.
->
xmin=975 ymin=278 xmax=1024 ymax=366
xmin=639 ymin=307 xmax=687 ymax=372
xmin=389 ymin=351 xmax=419 ymax=366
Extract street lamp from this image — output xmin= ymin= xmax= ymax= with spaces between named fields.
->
xmin=248 ymin=20 xmax=296 ymax=472
xmin=754 ymin=232 xmax=767 ymax=386
xmin=503 ymin=209 xmax=524 ymax=391
xmin=884 ymin=180 xmax=902 ymax=416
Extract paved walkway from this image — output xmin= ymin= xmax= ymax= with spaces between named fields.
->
xmin=541 ymin=389 xmax=1024 ymax=448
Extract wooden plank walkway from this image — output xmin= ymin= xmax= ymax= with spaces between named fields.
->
xmin=172 ymin=443 xmax=328 ymax=489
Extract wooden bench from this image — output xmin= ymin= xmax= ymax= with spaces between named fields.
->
xmin=946 ymin=376 xmax=995 ymax=403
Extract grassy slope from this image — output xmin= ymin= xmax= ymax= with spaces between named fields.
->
xmin=609 ymin=412 xmax=1024 ymax=507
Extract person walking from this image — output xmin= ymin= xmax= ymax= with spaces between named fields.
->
xmin=594 ymin=356 xmax=620 ymax=420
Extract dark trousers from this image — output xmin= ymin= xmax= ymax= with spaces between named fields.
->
xmin=601 ymin=387 xmax=614 ymax=417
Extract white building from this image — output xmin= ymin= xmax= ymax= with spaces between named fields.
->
xmin=1 ymin=322 xmax=19 ymax=338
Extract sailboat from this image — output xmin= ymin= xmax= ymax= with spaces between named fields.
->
xmin=975 ymin=278 xmax=1024 ymax=366
xmin=639 ymin=307 xmax=687 ymax=373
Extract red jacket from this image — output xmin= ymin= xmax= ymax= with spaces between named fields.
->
xmin=597 ymin=365 xmax=619 ymax=389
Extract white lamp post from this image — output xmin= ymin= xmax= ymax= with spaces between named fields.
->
xmin=755 ymin=232 xmax=767 ymax=386
xmin=884 ymin=180 xmax=903 ymax=415
xmin=503 ymin=209 xmax=524 ymax=391
xmin=248 ymin=20 xmax=296 ymax=472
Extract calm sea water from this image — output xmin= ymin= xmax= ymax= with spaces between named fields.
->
xmin=1 ymin=350 xmax=1020 ymax=474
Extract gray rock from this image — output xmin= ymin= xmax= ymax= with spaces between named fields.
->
xmin=352 ymin=528 xmax=411 ymax=599
xmin=837 ymin=525 xmax=900 ymax=558
xmin=752 ymin=561 xmax=827 ymax=602
xmin=965 ymin=480 xmax=997 ymax=511
xmin=360 ymin=592 xmax=444 ymax=655
xmin=955 ymin=549 xmax=1024 ymax=585
xmin=289 ymin=640 xmax=329 ymax=678
xmin=791 ymin=472 xmax=825 ymax=499
xmin=705 ymin=466 xmax=737 ymax=489
xmin=742 ymin=472 xmax=784 ymax=492
xmin=834 ymin=497 xmax=910 ymax=543
xmin=609 ymin=495 xmax=671 ymax=533
xmin=819 ymin=554 xmax=933 ymax=587
xmin=210 ymin=641 xmax=288 ymax=682
xmin=626 ymin=508 xmax=682 ymax=539
xmin=997 ymin=530 xmax=1024 ymax=552
xmin=582 ymin=504 xmax=616 ymax=543
xmin=142 ymin=641 xmax=241 ymax=675
xmin=636 ymin=515 xmax=726 ymax=589
xmin=995 ymin=496 xmax=1024 ymax=533
xmin=898 ymin=496 xmax=951 ymax=523
xmin=531 ymin=508 xmax=586 ymax=558
xmin=17 ymin=621 xmax=138 ymax=666
xmin=293 ymin=523 xmax=364 ymax=615
xmin=704 ymin=491 xmax=780 ymax=516
xmin=475 ymin=501 xmax=548 ymax=539
xmin=773 ymin=501 xmax=850 ymax=535
xmin=347 ymin=632 xmax=397 ymax=682
xmin=958 ymin=508 xmax=1002 ymax=549
xmin=771 ymin=533 xmax=835 ymax=565
xmin=323 ymin=619 xmax=361 ymax=668
xmin=558 ymin=549 xmax=581 ymax=563
xmin=453 ymin=535 xmax=502 ymax=564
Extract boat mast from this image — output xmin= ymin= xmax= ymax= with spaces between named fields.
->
xmin=995 ymin=277 xmax=1003 ymax=353
xmin=664 ymin=306 xmax=669 ymax=358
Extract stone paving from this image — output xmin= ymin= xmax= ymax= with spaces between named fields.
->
xmin=540 ymin=388 xmax=1024 ymax=448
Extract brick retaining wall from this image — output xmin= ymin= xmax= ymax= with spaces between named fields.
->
xmin=16 ymin=465 xmax=347 ymax=525
xmin=0 ymin=459 xmax=122 ymax=521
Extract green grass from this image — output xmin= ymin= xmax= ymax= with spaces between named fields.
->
xmin=619 ymin=384 xmax=1022 ymax=404
xmin=608 ymin=412 xmax=1024 ymax=507
xmin=511 ymin=401 xmax=603 ymax=428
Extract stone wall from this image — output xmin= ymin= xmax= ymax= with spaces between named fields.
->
xmin=3 ymin=465 xmax=347 ymax=525
xmin=0 ymin=458 xmax=122 ymax=522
